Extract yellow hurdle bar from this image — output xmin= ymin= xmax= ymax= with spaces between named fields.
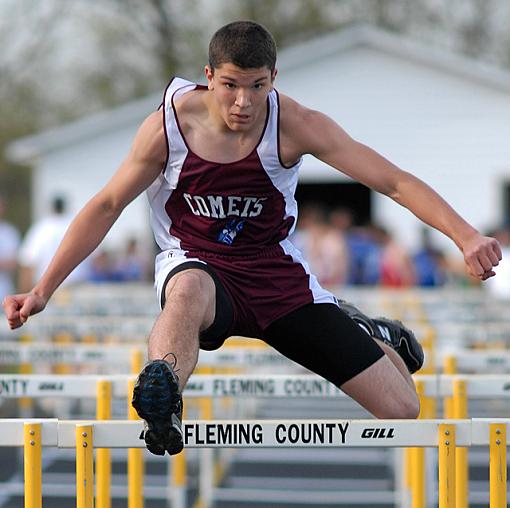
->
xmin=76 ymin=424 xmax=94 ymax=508
xmin=96 ymin=380 xmax=112 ymax=508
xmin=411 ymin=447 xmax=425 ymax=508
xmin=490 ymin=423 xmax=507 ymax=508
xmin=439 ymin=423 xmax=456 ymax=508
xmin=128 ymin=350 xmax=144 ymax=508
xmin=24 ymin=422 xmax=42 ymax=508
xmin=127 ymin=378 xmax=144 ymax=508
xmin=442 ymin=356 xmax=457 ymax=418
xmin=130 ymin=349 xmax=144 ymax=375
xmin=420 ymin=328 xmax=437 ymax=418
xmin=453 ymin=379 xmax=468 ymax=508
xmin=411 ymin=379 xmax=425 ymax=508
xmin=53 ymin=333 xmax=73 ymax=374
xmin=19 ymin=335 xmax=33 ymax=413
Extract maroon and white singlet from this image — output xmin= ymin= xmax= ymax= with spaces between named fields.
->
xmin=147 ymin=77 xmax=337 ymax=339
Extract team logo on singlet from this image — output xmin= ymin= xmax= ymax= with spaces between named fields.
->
xmin=217 ymin=219 xmax=245 ymax=245
xmin=183 ymin=193 xmax=267 ymax=218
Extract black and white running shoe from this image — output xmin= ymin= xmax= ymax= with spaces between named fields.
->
xmin=131 ymin=358 xmax=184 ymax=456
xmin=337 ymin=300 xmax=424 ymax=374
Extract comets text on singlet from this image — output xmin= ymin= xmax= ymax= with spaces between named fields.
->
xmin=184 ymin=193 xmax=267 ymax=218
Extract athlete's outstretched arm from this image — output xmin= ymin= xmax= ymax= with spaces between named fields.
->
xmin=280 ymin=96 xmax=501 ymax=281
xmin=2 ymin=110 xmax=167 ymax=329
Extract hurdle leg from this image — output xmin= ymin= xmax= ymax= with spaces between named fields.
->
xmin=127 ymin=377 xmax=144 ymax=508
xmin=442 ymin=356 xmax=457 ymax=418
xmin=410 ymin=380 xmax=426 ymax=508
xmin=411 ymin=447 xmax=425 ymax=508
xmin=76 ymin=424 xmax=94 ymax=508
xmin=54 ymin=333 xmax=74 ymax=419
xmin=453 ymin=379 xmax=468 ymax=508
xmin=96 ymin=380 xmax=112 ymax=508
xmin=19 ymin=334 xmax=34 ymax=417
xmin=490 ymin=423 xmax=507 ymax=508
xmin=24 ymin=422 xmax=42 ymax=508
xmin=438 ymin=424 xmax=456 ymax=508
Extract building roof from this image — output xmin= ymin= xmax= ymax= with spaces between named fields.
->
xmin=7 ymin=23 xmax=510 ymax=163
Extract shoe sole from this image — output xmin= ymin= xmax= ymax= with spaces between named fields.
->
xmin=132 ymin=361 xmax=183 ymax=455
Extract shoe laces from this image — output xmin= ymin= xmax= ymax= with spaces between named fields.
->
xmin=161 ymin=352 xmax=180 ymax=374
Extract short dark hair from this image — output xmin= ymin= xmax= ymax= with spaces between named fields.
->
xmin=209 ymin=21 xmax=277 ymax=72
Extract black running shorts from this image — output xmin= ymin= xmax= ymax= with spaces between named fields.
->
xmin=263 ymin=303 xmax=385 ymax=387
xmin=162 ymin=262 xmax=384 ymax=385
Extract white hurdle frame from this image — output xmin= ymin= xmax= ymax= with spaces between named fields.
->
xmin=2 ymin=372 xmax=510 ymax=507
xmin=0 ymin=341 xmax=291 ymax=368
xmin=7 ymin=340 xmax=510 ymax=372
xmin=0 ymin=418 xmax=492 ymax=450
xmin=3 ymin=372 xmax=510 ymax=399
xmin=0 ymin=418 xmax=507 ymax=508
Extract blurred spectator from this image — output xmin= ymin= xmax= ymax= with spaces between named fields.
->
xmin=115 ymin=238 xmax=149 ymax=281
xmin=371 ymin=224 xmax=416 ymax=287
xmin=0 ymin=194 xmax=21 ymax=300
xmin=292 ymin=202 xmax=324 ymax=251
xmin=329 ymin=208 xmax=379 ymax=285
xmin=413 ymin=227 xmax=447 ymax=287
xmin=298 ymin=204 xmax=491 ymax=288
xmin=18 ymin=196 xmax=89 ymax=291
xmin=356 ymin=224 xmax=384 ymax=285
xmin=294 ymin=203 xmax=349 ymax=286
xmin=88 ymin=250 xmax=122 ymax=283
xmin=484 ymin=225 xmax=510 ymax=298
xmin=88 ymin=240 xmax=149 ymax=283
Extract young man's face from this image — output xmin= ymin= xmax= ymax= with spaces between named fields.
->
xmin=205 ymin=63 xmax=276 ymax=132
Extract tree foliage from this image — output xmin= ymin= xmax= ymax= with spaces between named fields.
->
xmin=0 ymin=0 xmax=68 ymax=230
xmin=219 ymin=0 xmax=351 ymax=47
xmin=2 ymin=0 xmax=510 ymax=230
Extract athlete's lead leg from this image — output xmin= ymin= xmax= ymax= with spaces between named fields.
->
xmin=132 ymin=269 xmax=216 ymax=455
xmin=148 ymin=269 xmax=216 ymax=388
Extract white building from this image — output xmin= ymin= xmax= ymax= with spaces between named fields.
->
xmin=7 ymin=25 xmax=510 ymax=255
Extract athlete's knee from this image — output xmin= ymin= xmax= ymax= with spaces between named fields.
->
xmin=382 ymin=392 xmax=420 ymax=420
xmin=400 ymin=394 xmax=420 ymax=419
xmin=165 ymin=269 xmax=215 ymax=305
